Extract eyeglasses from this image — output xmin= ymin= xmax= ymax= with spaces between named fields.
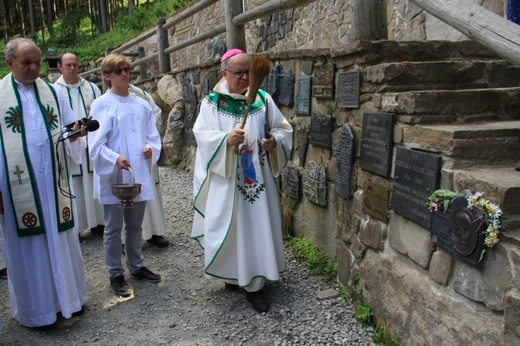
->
xmin=112 ymin=67 xmax=130 ymax=75
xmin=225 ymin=69 xmax=249 ymax=79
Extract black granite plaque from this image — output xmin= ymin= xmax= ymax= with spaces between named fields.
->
xmin=334 ymin=124 xmax=355 ymax=200
xmin=337 ymin=72 xmax=360 ymax=108
xmin=296 ymin=123 xmax=310 ymax=167
xmin=182 ymin=77 xmax=191 ymax=100
xmin=430 ymin=195 xmax=486 ymax=267
xmin=362 ymin=181 xmax=390 ymax=222
xmin=192 ymin=71 xmax=200 ymax=85
xmin=312 ymin=63 xmax=334 ymax=99
xmin=390 ymin=148 xmax=442 ymax=229
xmin=301 ymin=62 xmax=313 ymax=76
xmin=302 ymin=161 xmax=327 ymax=206
xmin=309 ymin=113 xmax=333 ymax=149
xmin=295 ymin=72 xmax=312 ymax=115
xmin=281 ymin=165 xmax=300 ymax=200
xmin=278 ymin=68 xmax=294 ymax=107
xmin=277 ymin=26 xmax=286 ymax=39
xmin=202 ymin=75 xmax=209 ymax=94
xmin=184 ymin=132 xmax=196 ymax=146
xmin=360 ymin=113 xmax=394 ymax=177
xmin=267 ymin=64 xmax=281 ymax=103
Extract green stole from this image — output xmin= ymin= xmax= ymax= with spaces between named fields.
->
xmin=0 ymin=74 xmax=74 ymax=237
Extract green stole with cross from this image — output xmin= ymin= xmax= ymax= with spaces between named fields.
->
xmin=0 ymin=73 xmax=74 ymax=237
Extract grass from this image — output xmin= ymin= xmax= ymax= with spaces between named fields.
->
xmin=284 ymin=236 xmax=337 ymax=281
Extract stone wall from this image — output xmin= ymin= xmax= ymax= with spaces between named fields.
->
xmin=119 ymin=1 xmax=519 ymax=345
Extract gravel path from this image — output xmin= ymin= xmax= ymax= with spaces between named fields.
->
xmin=0 ymin=167 xmax=373 ymax=345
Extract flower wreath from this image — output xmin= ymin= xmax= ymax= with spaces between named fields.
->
xmin=425 ymin=189 xmax=504 ymax=259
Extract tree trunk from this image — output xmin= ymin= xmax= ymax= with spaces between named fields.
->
xmin=28 ymin=0 xmax=36 ymax=38
xmin=0 ymin=0 xmax=8 ymax=44
xmin=46 ymin=0 xmax=54 ymax=36
xmin=99 ymin=0 xmax=108 ymax=33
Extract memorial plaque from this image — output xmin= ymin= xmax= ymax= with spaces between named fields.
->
xmin=278 ymin=68 xmax=294 ymax=107
xmin=334 ymin=124 xmax=354 ymax=200
xmin=202 ymin=75 xmax=209 ymax=94
xmin=301 ymin=62 xmax=313 ymax=76
xmin=362 ymin=181 xmax=390 ymax=221
xmin=281 ymin=165 xmax=300 ymax=200
xmin=281 ymin=12 xmax=287 ymax=25
xmin=296 ymin=123 xmax=310 ymax=167
xmin=302 ymin=161 xmax=327 ymax=206
xmin=360 ymin=113 xmax=394 ymax=177
xmin=312 ymin=63 xmax=334 ymax=99
xmin=192 ymin=71 xmax=200 ymax=85
xmin=207 ymin=70 xmax=218 ymax=92
xmin=277 ymin=26 xmax=286 ymax=39
xmin=337 ymin=72 xmax=360 ymax=108
xmin=267 ymin=64 xmax=281 ymax=102
xmin=295 ymin=72 xmax=312 ymax=115
xmin=182 ymin=77 xmax=191 ymax=100
xmin=390 ymin=147 xmax=442 ymax=229
xmin=430 ymin=195 xmax=486 ymax=267
xmin=309 ymin=113 xmax=333 ymax=149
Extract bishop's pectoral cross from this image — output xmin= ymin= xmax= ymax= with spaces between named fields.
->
xmin=13 ymin=165 xmax=24 ymax=185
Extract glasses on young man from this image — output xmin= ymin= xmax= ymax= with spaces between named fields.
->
xmin=225 ymin=69 xmax=249 ymax=79
xmin=112 ymin=67 xmax=131 ymax=75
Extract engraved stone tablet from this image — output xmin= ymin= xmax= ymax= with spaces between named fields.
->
xmin=295 ymin=72 xmax=312 ymax=115
xmin=281 ymin=165 xmax=300 ymax=200
xmin=390 ymin=148 xmax=442 ymax=229
xmin=360 ymin=113 xmax=394 ymax=177
xmin=202 ymin=75 xmax=209 ymax=94
xmin=192 ymin=71 xmax=200 ymax=85
xmin=430 ymin=195 xmax=486 ymax=267
xmin=296 ymin=123 xmax=310 ymax=167
xmin=309 ymin=113 xmax=333 ymax=149
xmin=302 ymin=161 xmax=327 ymax=206
xmin=312 ymin=63 xmax=334 ymax=99
xmin=267 ymin=64 xmax=281 ymax=103
xmin=362 ymin=181 xmax=390 ymax=222
xmin=337 ymin=72 xmax=360 ymax=108
xmin=278 ymin=68 xmax=294 ymax=107
xmin=301 ymin=62 xmax=313 ymax=76
xmin=334 ymin=124 xmax=354 ymax=200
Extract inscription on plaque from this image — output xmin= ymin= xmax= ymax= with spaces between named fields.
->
xmin=362 ymin=181 xmax=390 ymax=222
xmin=312 ymin=63 xmax=334 ymax=99
xmin=302 ymin=161 xmax=327 ymax=206
xmin=296 ymin=123 xmax=310 ymax=167
xmin=337 ymin=72 xmax=360 ymax=108
xmin=334 ymin=124 xmax=354 ymax=200
xmin=360 ymin=113 xmax=394 ymax=177
xmin=309 ymin=113 xmax=333 ymax=149
xmin=183 ymin=78 xmax=198 ymax=146
xmin=281 ymin=165 xmax=300 ymax=200
xmin=295 ymin=72 xmax=312 ymax=115
xmin=267 ymin=64 xmax=282 ymax=104
xmin=390 ymin=148 xmax=441 ymax=229
xmin=278 ymin=68 xmax=294 ymax=107
xmin=431 ymin=194 xmax=486 ymax=267
xmin=192 ymin=71 xmax=200 ymax=85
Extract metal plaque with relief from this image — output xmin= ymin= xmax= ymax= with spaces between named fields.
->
xmin=337 ymin=72 xmax=360 ymax=108
xmin=281 ymin=165 xmax=300 ymax=200
xmin=309 ymin=113 xmax=333 ymax=149
xmin=295 ymin=72 xmax=312 ymax=115
xmin=334 ymin=124 xmax=354 ymax=200
xmin=312 ymin=63 xmax=334 ymax=99
xmin=362 ymin=181 xmax=390 ymax=222
xmin=390 ymin=147 xmax=441 ymax=229
xmin=360 ymin=113 xmax=394 ymax=177
xmin=430 ymin=195 xmax=486 ymax=267
xmin=302 ymin=161 xmax=327 ymax=206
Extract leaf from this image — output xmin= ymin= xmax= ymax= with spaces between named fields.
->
xmin=479 ymin=249 xmax=486 ymax=262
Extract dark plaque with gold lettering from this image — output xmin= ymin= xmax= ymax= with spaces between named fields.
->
xmin=281 ymin=165 xmax=300 ymax=200
xmin=362 ymin=181 xmax=390 ymax=222
xmin=302 ymin=161 xmax=327 ymax=206
xmin=390 ymin=148 xmax=441 ymax=229
xmin=337 ymin=72 xmax=360 ymax=108
xmin=309 ymin=113 xmax=333 ymax=149
xmin=360 ymin=113 xmax=394 ymax=177
xmin=312 ymin=63 xmax=334 ymax=99
xmin=430 ymin=194 xmax=486 ymax=267
xmin=334 ymin=124 xmax=354 ymax=200
xmin=295 ymin=72 xmax=312 ymax=115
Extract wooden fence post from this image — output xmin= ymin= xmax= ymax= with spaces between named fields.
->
xmin=157 ymin=18 xmax=171 ymax=74
xmin=138 ymin=46 xmax=147 ymax=81
xmin=224 ymin=0 xmax=246 ymax=51
xmin=102 ymin=47 xmax=114 ymax=92
xmin=351 ymin=0 xmax=387 ymax=40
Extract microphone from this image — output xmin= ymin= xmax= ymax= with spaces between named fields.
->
xmin=67 ymin=120 xmax=100 ymax=140
xmin=64 ymin=117 xmax=89 ymax=131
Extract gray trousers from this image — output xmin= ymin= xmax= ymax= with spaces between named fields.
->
xmin=103 ymin=202 xmax=146 ymax=279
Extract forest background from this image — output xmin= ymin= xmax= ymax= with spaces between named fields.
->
xmin=0 ymin=0 xmax=194 ymax=77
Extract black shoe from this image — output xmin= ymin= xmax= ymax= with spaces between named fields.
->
xmin=131 ymin=266 xmax=161 ymax=283
xmin=246 ymin=290 xmax=269 ymax=313
xmin=0 ymin=268 xmax=7 ymax=279
xmin=91 ymin=225 xmax=105 ymax=235
xmin=147 ymin=235 xmax=170 ymax=248
xmin=32 ymin=322 xmax=57 ymax=331
xmin=110 ymin=275 xmax=133 ymax=296
xmin=225 ymin=283 xmax=239 ymax=291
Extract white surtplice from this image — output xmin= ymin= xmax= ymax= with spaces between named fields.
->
xmin=192 ymin=79 xmax=293 ymax=290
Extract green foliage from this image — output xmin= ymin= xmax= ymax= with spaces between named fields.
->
xmin=373 ymin=318 xmax=400 ymax=346
xmin=355 ymin=302 xmax=374 ymax=325
xmin=284 ymin=236 xmax=337 ymax=281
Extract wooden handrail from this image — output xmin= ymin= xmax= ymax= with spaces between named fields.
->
xmin=410 ymin=0 xmax=520 ymax=67
xmin=232 ymin=0 xmax=314 ymax=26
